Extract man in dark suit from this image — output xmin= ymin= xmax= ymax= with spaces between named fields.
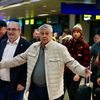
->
xmin=0 ymin=20 xmax=7 ymax=43
xmin=0 ymin=21 xmax=30 ymax=100
xmin=29 ymin=29 xmax=40 ymax=44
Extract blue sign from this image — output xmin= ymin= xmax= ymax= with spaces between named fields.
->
xmin=61 ymin=3 xmax=100 ymax=15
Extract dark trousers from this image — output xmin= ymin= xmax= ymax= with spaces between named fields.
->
xmin=0 ymin=80 xmax=24 ymax=100
xmin=64 ymin=72 xmax=81 ymax=100
xmin=28 ymin=83 xmax=63 ymax=100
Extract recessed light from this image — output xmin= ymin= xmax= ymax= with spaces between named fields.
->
xmin=51 ymin=10 xmax=56 ymax=12
xmin=43 ymin=5 xmax=47 ymax=8
xmin=31 ymin=0 xmax=41 ymax=2
xmin=37 ymin=14 xmax=49 ymax=16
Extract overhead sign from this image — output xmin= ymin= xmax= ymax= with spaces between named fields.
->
xmin=84 ymin=14 xmax=92 ymax=20
xmin=61 ymin=3 xmax=100 ymax=15
xmin=96 ymin=15 xmax=100 ymax=19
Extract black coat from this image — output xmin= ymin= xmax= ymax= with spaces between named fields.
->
xmin=0 ymin=37 xmax=30 ymax=90
xmin=0 ymin=33 xmax=7 ymax=43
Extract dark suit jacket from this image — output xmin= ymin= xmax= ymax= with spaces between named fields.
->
xmin=0 ymin=32 xmax=8 ymax=43
xmin=0 ymin=37 xmax=30 ymax=90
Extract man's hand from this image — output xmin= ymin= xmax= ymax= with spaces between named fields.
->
xmin=17 ymin=84 xmax=24 ymax=91
xmin=73 ymin=74 xmax=80 ymax=81
xmin=85 ymin=68 xmax=92 ymax=78
xmin=97 ymin=78 xmax=100 ymax=85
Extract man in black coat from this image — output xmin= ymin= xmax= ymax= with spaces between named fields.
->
xmin=0 ymin=20 xmax=7 ymax=43
xmin=0 ymin=21 xmax=30 ymax=100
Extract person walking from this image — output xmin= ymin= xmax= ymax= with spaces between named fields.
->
xmin=64 ymin=23 xmax=91 ymax=100
xmin=0 ymin=20 xmax=7 ymax=43
xmin=0 ymin=21 xmax=30 ymax=100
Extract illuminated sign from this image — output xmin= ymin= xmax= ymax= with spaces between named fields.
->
xmin=25 ymin=19 xmax=29 ymax=25
xmin=96 ymin=15 xmax=100 ymax=19
xmin=36 ymin=21 xmax=43 ymax=25
xmin=30 ymin=19 xmax=34 ymax=25
xmin=83 ymin=14 xmax=100 ymax=20
xmin=84 ymin=14 xmax=92 ymax=20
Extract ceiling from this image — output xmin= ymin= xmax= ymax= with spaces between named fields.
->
xmin=0 ymin=0 xmax=96 ymax=19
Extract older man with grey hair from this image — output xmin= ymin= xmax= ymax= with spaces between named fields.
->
xmin=0 ymin=24 xmax=91 ymax=100
xmin=0 ymin=21 xmax=30 ymax=100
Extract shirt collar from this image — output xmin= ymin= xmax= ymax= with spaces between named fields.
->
xmin=7 ymin=36 xmax=20 ymax=44
xmin=45 ymin=40 xmax=54 ymax=49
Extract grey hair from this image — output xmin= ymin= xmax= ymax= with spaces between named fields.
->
xmin=38 ymin=24 xmax=53 ymax=33
xmin=7 ymin=21 xmax=20 ymax=30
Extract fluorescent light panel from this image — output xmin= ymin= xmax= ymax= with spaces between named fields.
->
xmin=38 ymin=14 xmax=49 ymax=17
xmin=31 ymin=0 xmax=41 ymax=2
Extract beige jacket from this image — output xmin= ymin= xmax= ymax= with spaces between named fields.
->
xmin=0 ymin=40 xmax=86 ymax=100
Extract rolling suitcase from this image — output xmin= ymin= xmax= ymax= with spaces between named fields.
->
xmin=75 ymin=58 xmax=93 ymax=100
xmin=75 ymin=82 xmax=92 ymax=100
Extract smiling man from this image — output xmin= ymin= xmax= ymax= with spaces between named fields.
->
xmin=0 ymin=21 xmax=30 ymax=100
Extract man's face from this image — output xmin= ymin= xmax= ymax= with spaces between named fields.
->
xmin=72 ymin=31 xmax=81 ymax=40
xmin=0 ymin=27 xmax=7 ymax=38
xmin=62 ymin=32 xmax=67 ymax=37
xmin=40 ymin=28 xmax=52 ymax=46
xmin=94 ymin=35 xmax=100 ymax=43
xmin=7 ymin=23 xmax=20 ymax=42
xmin=33 ymin=30 xmax=40 ymax=39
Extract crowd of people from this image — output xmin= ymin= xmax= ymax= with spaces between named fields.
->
xmin=0 ymin=19 xmax=100 ymax=100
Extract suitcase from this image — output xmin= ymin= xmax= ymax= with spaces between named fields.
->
xmin=75 ymin=59 xmax=92 ymax=100
xmin=75 ymin=84 xmax=92 ymax=100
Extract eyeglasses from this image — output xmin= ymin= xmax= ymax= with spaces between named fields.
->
xmin=7 ymin=28 xmax=19 ymax=32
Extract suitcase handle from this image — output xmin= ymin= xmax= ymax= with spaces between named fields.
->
xmin=84 ymin=57 xmax=93 ymax=86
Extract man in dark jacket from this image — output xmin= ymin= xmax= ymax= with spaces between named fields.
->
xmin=91 ymin=39 xmax=100 ymax=100
xmin=0 ymin=20 xmax=7 ymax=43
xmin=0 ymin=21 xmax=30 ymax=100
xmin=29 ymin=29 xmax=40 ymax=44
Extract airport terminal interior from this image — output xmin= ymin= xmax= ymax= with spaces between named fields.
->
xmin=0 ymin=0 xmax=100 ymax=100
xmin=0 ymin=0 xmax=99 ymax=44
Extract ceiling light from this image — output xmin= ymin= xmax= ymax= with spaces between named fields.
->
xmin=0 ymin=1 xmax=30 ymax=10
xmin=7 ymin=3 xmax=22 ymax=8
xmin=37 ymin=14 xmax=49 ymax=17
xmin=31 ymin=0 xmax=41 ymax=2
xmin=43 ymin=5 xmax=47 ymax=8
xmin=51 ymin=10 xmax=56 ymax=12
xmin=0 ymin=6 xmax=3 ymax=9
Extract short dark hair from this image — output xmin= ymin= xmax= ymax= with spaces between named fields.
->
xmin=0 ymin=20 xmax=7 ymax=27
xmin=63 ymin=29 xmax=71 ymax=35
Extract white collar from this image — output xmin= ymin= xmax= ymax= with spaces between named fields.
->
xmin=7 ymin=36 xmax=20 ymax=44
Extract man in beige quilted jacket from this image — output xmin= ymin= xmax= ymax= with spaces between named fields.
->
xmin=0 ymin=24 xmax=91 ymax=100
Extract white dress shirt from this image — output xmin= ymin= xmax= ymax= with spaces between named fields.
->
xmin=0 ymin=37 xmax=20 ymax=81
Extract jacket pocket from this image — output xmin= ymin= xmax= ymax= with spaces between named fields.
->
xmin=49 ymin=58 xmax=63 ymax=70
xmin=49 ymin=58 xmax=61 ymax=62
xmin=28 ymin=53 xmax=36 ymax=57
